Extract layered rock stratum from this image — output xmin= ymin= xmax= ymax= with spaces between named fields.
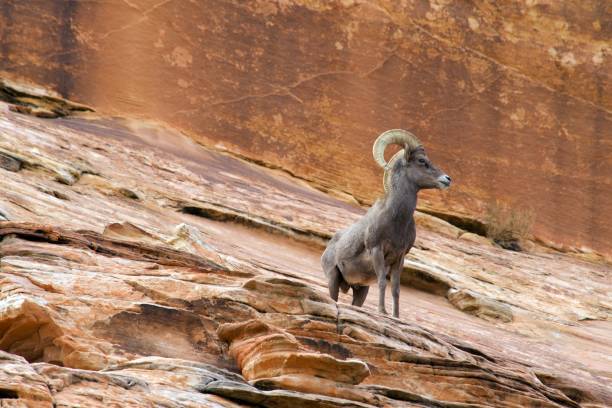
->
xmin=0 ymin=0 xmax=610 ymax=254
xmin=0 ymin=105 xmax=610 ymax=407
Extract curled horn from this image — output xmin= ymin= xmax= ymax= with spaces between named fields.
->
xmin=372 ymin=129 xmax=422 ymax=168
xmin=372 ymin=129 xmax=422 ymax=192
xmin=382 ymin=150 xmax=404 ymax=193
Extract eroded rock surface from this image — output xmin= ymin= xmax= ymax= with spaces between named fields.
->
xmin=0 ymin=108 xmax=610 ymax=406
xmin=0 ymin=0 xmax=610 ymax=254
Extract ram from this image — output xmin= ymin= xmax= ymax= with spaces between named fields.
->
xmin=321 ymin=129 xmax=451 ymax=317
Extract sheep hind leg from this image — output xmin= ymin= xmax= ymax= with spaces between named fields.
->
xmin=351 ymin=285 xmax=369 ymax=307
xmin=325 ymin=265 xmax=343 ymax=302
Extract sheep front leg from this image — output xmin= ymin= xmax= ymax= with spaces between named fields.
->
xmin=371 ymin=246 xmax=388 ymax=315
xmin=390 ymin=260 xmax=402 ymax=318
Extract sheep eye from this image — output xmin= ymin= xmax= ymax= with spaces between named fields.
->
xmin=418 ymin=158 xmax=426 ymax=164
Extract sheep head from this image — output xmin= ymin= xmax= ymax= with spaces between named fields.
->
xmin=372 ymin=129 xmax=451 ymax=193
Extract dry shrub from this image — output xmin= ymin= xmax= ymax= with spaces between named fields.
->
xmin=484 ymin=200 xmax=535 ymax=251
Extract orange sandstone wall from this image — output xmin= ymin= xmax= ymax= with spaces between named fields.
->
xmin=1 ymin=0 xmax=610 ymax=253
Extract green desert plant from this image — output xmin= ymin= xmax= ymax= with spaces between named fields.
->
xmin=485 ymin=200 xmax=535 ymax=251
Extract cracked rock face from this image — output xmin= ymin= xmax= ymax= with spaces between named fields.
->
xmin=0 ymin=0 xmax=610 ymax=254
xmin=0 ymin=108 xmax=610 ymax=407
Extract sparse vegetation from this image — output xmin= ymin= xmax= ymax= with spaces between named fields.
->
xmin=484 ymin=200 xmax=535 ymax=251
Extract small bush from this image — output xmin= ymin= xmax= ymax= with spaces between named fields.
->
xmin=484 ymin=200 xmax=535 ymax=251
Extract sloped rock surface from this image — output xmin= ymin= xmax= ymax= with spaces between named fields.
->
xmin=446 ymin=288 xmax=513 ymax=323
xmin=0 ymin=108 xmax=610 ymax=406
xmin=0 ymin=351 xmax=52 ymax=407
xmin=0 ymin=0 xmax=610 ymax=254
xmin=0 ymin=78 xmax=93 ymax=119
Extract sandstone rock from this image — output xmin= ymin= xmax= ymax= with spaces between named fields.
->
xmin=218 ymin=319 xmax=370 ymax=385
xmin=252 ymin=375 xmax=379 ymax=406
xmin=34 ymin=359 xmax=248 ymax=408
xmin=78 ymin=173 xmax=141 ymax=200
xmin=414 ymin=211 xmax=462 ymax=238
xmin=0 ymin=78 xmax=93 ymax=118
xmin=1 ymin=1 xmax=610 ymax=254
xmin=0 ymin=151 xmax=21 ymax=172
xmin=226 ymin=276 xmax=335 ymax=315
xmin=447 ymin=288 xmax=514 ymax=323
xmin=204 ymin=380 xmax=373 ymax=408
xmin=0 ymin=109 xmax=610 ymax=407
xmin=401 ymin=260 xmax=453 ymax=296
xmin=458 ymin=232 xmax=493 ymax=246
xmin=0 ymin=145 xmax=85 ymax=187
xmin=9 ymin=104 xmax=59 ymax=119
xmin=166 ymin=222 xmax=227 ymax=266
xmin=102 ymin=221 xmax=163 ymax=245
xmin=0 ymin=278 xmax=122 ymax=371
xmin=0 ymin=293 xmax=63 ymax=363
xmin=0 ymin=351 xmax=52 ymax=407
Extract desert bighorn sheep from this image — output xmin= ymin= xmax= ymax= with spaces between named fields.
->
xmin=321 ymin=129 xmax=451 ymax=317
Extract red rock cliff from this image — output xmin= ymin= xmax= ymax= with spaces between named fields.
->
xmin=1 ymin=0 xmax=610 ymax=253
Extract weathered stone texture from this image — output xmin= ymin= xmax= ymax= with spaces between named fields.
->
xmin=0 ymin=108 xmax=610 ymax=406
xmin=0 ymin=0 xmax=610 ymax=253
